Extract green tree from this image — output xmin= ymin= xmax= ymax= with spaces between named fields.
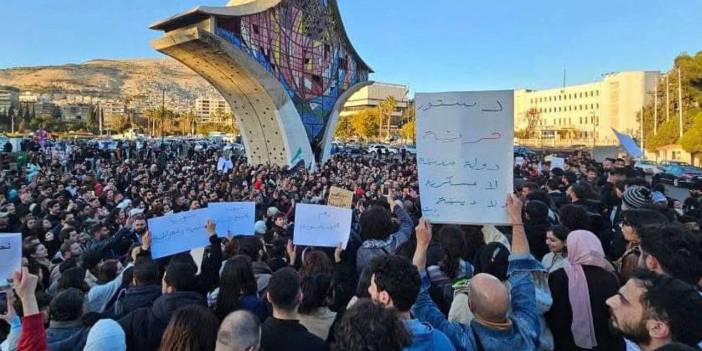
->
xmin=377 ymin=96 xmax=397 ymax=139
xmin=349 ymin=109 xmax=380 ymax=140
xmin=110 ymin=114 xmax=128 ymax=133
xmin=680 ymin=112 xmax=702 ymax=158
xmin=647 ymin=119 xmax=681 ymax=150
xmin=642 ymin=51 xmax=702 ymax=150
xmin=86 ymin=105 xmax=98 ymax=133
xmin=399 ymin=119 xmax=416 ymax=142
xmin=334 ymin=115 xmax=354 ymax=140
xmin=18 ymin=120 xmax=29 ymax=132
xmin=179 ymin=112 xmax=197 ymax=135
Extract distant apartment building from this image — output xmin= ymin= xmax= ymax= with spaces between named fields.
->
xmin=194 ymin=97 xmax=232 ymax=123
xmin=0 ymin=86 xmax=20 ymax=115
xmin=60 ymin=103 xmax=92 ymax=121
xmin=515 ymin=71 xmax=660 ymax=146
xmin=341 ymin=83 xmax=409 ymax=133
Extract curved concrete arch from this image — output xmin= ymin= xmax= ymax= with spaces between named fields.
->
xmin=319 ymin=80 xmax=374 ymax=164
xmin=152 ymin=0 xmax=372 ymax=168
xmin=152 ymin=27 xmax=314 ymax=167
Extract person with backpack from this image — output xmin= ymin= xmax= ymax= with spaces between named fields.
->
xmin=425 ymin=226 xmax=474 ymax=315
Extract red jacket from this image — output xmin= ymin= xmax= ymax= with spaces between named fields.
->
xmin=18 ymin=313 xmax=48 ymax=351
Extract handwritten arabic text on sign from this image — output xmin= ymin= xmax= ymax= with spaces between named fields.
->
xmin=416 ymin=91 xmax=514 ymax=224
xmin=293 ymin=204 xmax=352 ymax=249
xmin=0 ymin=233 xmax=22 ymax=281
xmin=327 ymin=187 xmax=354 ymax=208
xmin=148 ymin=209 xmax=211 ymax=259
xmin=208 ymin=202 xmax=256 ymax=237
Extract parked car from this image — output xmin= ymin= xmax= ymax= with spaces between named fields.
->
xmin=657 ymin=165 xmax=702 ymax=188
xmin=514 ymin=146 xmax=535 ymax=157
xmin=634 ymin=160 xmax=663 ymax=175
xmin=367 ymin=144 xmax=398 ymax=155
xmin=401 ymin=145 xmax=417 ymax=155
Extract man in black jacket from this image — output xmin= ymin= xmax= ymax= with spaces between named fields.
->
xmin=111 ymin=259 xmax=162 ymax=319
xmin=118 ymin=262 xmax=207 ymax=351
xmin=261 ymin=267 xmax=327 ymax=351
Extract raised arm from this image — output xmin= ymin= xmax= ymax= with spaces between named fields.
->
xmin=506 ymin=194 xmax=529 ymax=255
xmin=411 ymin=218 xmax=472 ymax=350
xmin=505 ymin=194 xmax=540 ymax=345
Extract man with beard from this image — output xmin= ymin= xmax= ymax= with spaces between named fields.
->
xmin=606 ymin=270 xmax=702 ymax=351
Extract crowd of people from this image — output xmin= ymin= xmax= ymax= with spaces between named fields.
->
xmin=0 ymin=139 xmax=701 ymax=351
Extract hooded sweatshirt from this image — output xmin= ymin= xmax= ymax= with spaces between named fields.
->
xmin=403 ymin=319 xmax=455 ymax=351
xmin=118 ymin=291 xmax=207 ymax=351
xmin=84 ymin=319 xmax=126 ymax=351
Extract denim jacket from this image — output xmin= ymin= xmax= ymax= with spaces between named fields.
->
xmin=356 ymin=204 xmax=414 ymax=274
xmin=411 ymin=253 xmax=542 ymax=351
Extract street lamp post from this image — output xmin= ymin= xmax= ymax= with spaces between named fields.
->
xmin=591 ymin=111 xmax=598 ymax=154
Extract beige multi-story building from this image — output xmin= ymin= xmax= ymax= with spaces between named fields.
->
xmin=515 ymin=71 xmax=660 ymax=146
xmin=194 ymin=97 xmax=232 ymax=123
xmin=342 ymin=82 xmax=409 ymax=117
xmin=60 ymin=103 xmax=92 ymax=121
xmin=0 ymin=86 xmax=20 ymax=115
xmin=341 ymin=82 xmax=410 ymax=134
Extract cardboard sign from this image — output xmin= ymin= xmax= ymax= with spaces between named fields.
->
xmin=327 ymin=186 xmax=354 ymax=208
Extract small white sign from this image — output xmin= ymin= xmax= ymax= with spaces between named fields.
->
xmin=293 ymin=204 xmax=352 ymax=249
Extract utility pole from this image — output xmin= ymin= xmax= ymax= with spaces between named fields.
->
xmin=653 ymin=79 xmax=658 ymax=136
xmin=98 ymin=104 xmax=103 ymax=136
xmin=678 ymin=68 xmax=684 ymax=139
xmin=161 ymin=88 xmax=165 ymax=142
xmin=665 ymin=74 xmax=670 ymax=122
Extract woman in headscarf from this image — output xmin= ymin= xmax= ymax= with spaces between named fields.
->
xmin=546 ymin=230 xmax=625 ymax=351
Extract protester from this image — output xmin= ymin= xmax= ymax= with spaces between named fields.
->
xmin=332 ymin=299 xmax=412 ymax=351
xmin=3 ymin=137 xmax=702 ymax=351
xmin=215 ymin=311 xmax=261 ymax=351
xmin=607 ymin=270 xmax=702 ymax=350
xmin=366 ymin=254 xmax=454 ymax=350
xmin=546 ymin=230 xmax=624 ymax=350
xmin=541 ymin=224 xmax=570 ymax=273
xmin=157 ymin=305 xmax=219 ymax=351
xmin=260 ymin=267 xmax=327 ymax=351
xmin=411 ymin=195 xmax=542 ymax=351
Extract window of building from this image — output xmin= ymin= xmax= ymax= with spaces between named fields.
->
xmin=596 ymin=91 xmax=600 ymax=96
xmin=253 ymin=25 xmax=260 ymax=34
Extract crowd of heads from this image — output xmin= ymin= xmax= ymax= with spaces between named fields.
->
xmin=0 ymin=140 xmax=701 ymax=351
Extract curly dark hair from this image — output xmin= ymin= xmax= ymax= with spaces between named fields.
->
xmin=559 ymin=204 xmax=592 ymax=231
xmin=638 ymin=224 xmax=702 ymax=285
xmin=367 ymin=255 xmax=420 ymax=312
xmin=359 ymin=207 xmax=394 ymax=241
xmin=634 ymin=270 xmax=702 ymax=347
xmin=332 ymin=299 xmax=411 ymax=351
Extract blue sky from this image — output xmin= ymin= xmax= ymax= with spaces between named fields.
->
xmin=1 ymin=0 xmax=700 ymax=93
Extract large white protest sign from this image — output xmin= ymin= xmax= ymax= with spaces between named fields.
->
xmin=293 ymin=204 xmax=352 ymax=249
xmin=0 ymin=233 xmax=22 ymax=282
xmin=148 ymin=209 xmax=211 ymax=259
xmin=208 ymin=202 xmax=256 ymax=237
xmin=416 ymin=91 xmax=514 ymax=224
